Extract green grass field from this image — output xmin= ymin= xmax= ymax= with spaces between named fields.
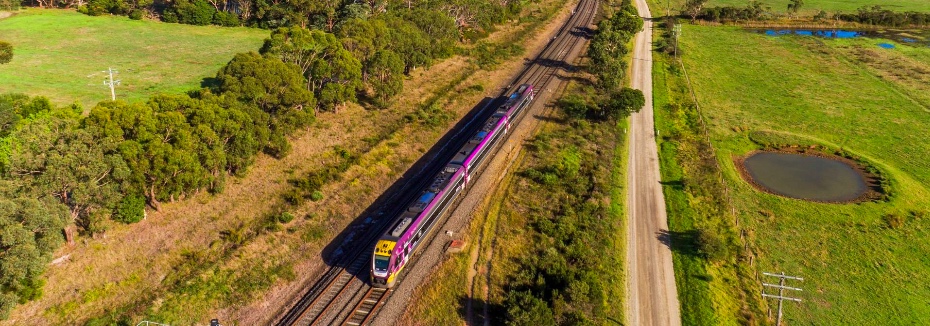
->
xmin=653 ymin=0 xmax=930 ymax=14
xmin=676 ymin=24 xmax=930 ymax=324
xmin=0 ymin=9 xmax=266 ymax=109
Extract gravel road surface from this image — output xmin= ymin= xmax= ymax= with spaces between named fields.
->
xmin=626 ymin=0 xmax=683 ymax=325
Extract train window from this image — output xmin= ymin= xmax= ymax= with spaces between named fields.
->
xmin=374 ymin=255 xmax=390 ymax=272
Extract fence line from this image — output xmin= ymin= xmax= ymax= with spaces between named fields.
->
xmin=674 ymin=52 xmax=764 ymax=290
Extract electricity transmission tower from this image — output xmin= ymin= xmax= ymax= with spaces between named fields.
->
xmin=103 ymin=67 xmax=121 ymax=101
xmin=673 ymin=24 xmax=682 ymax=58
xmin=762 ymin=272 xmax=803 ymax=326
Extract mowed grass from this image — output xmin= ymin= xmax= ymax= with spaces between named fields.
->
xmin=653 ymin=0 xmax=930 ymax=13
xmin=0 ymin=9 xmax=266 ymax=108
xmin=679 ymin=24 xmax=930 ymax=324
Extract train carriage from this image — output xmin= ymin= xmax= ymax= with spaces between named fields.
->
xmin=371 ymin=84 xmax=535 ymax=288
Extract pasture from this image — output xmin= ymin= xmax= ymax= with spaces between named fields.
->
xmin=676 ymin=24 xmax=930 ymax=324
xmin=654 ymin=0 xmax=930 ymax=14
xmin=0 ymin=9 xmax=266 ymax=108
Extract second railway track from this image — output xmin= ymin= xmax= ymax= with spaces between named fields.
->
xmin=277 ymin=0 xmax=598 ymax=324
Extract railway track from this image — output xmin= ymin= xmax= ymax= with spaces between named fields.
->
xmin=342 ymin=287 xmax=389 ymax=326
xmin=277 ymin=0 xmax=597 ymax=324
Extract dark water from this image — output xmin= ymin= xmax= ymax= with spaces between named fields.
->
xmin=756 ymin=29 xmax=929 ymax=47
xmin=764 ymin=29 xmax=862 ymax=38
xmin=743 ymin=152 xmax=867 ymax=202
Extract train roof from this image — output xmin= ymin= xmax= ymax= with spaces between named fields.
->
xmin=387 ymin=165 xmax=462 ymax=239
xmin=452 ymin=116 xmax=503 ymax=165
xmin=496 ymin=84 xmax=533 ymax=115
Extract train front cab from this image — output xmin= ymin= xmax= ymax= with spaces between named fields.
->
xmin=371 ymin=239 xmax=397 ymax=288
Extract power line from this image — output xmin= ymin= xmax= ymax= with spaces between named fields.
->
xmin=762 ymin=272 xmax=803 ymax=326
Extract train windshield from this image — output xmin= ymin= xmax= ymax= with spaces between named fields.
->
xmin=374 ymin=255 xmax=390 ymax=271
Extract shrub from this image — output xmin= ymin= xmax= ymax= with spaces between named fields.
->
xmin=168 ymin=0 xmax=215 ymax=26
xmin=310 ymin=191 xmax=324 ymax=202
xmin=696 ymin=227 xmax=731 ymax=262
xmin=114 ymin=195 xmax=145 ymax=224
xmin=128 ymin=9 xmax=144 ymax=20
xmin=84 ymin=0 xmax=129 ymax=16
xmin=0 ymin=0 xmax=21 ymax=10
xmin=0 ymin=41 xmax=12 ymax=64
xmin=283 ymin=188 xmax=303 ymax=205
xmin=505 ymin=290 xmax=557 ymax=325
xmin=558 ymin=94 xmax=591 ymax=120
xmin=277 ymin=212 xmax=295 ymax=223
xmin=213 ymin=11 xmax=240 ymax=27
xmin=883 ymin=213 xmax=905 ymax=229
xmin=466 ymin=84 xmax=484 ymax=92
xmin=15 ymin=277 xmax=44 ymax=302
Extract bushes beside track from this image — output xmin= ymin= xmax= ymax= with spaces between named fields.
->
xmin=587 ymin=0 xmax=645 ymax=117
xmin=502 ymin=90 xmax=628 ymax=324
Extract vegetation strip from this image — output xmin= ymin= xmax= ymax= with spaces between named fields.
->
xmin=650 ymin=17 xmax=766 ymax=324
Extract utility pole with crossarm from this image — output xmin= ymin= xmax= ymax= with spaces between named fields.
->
xmin=762 ymin=272 xmax=803 ymax=326
xmin=103 ymin=67 xmax=120 ymax=101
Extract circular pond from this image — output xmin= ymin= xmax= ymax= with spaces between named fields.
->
xmin=740 ymin=152 xmax=868 ymax=202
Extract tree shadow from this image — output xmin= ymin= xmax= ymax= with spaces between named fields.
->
xmin=553 ymin=72 xmax=595 ymax=87
xmin=532 ymin=57 xmax=580 ymax=73
xmin=530 ymin=113 xmax=565 ymax=124
xmin=457 ymin=295 xmax=507 ymax=326
xmin=570 ymin=26 xmax=596 ymax=39
xmin=659 ymin=178 xmax=684 ymax=190
xmin=199 ymin=76 xmax=220 ymax=89
xmin=656 ymin=228 xmax=700 ymax=258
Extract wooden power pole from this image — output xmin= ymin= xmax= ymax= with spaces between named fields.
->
xmin=762 ymin=272 xmax=803 ymax=326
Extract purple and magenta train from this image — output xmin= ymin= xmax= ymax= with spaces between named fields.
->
xmin=371 ymin=84 xmax=535 ymax=288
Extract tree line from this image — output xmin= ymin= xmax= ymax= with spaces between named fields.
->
xmin=683 ymin=0 xmax=930 ymax=27
xmin=580 ymin=0 xmax=645 ymax=121
xmin=11 ymin=0 xmax=522 ymax=35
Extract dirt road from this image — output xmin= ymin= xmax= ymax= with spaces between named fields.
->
xmin=626 ymin=0 xmax=682 ymax=325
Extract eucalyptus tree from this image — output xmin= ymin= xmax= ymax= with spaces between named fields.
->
xmin=8 ymin=115 xmax=128 ymax=241
xmin=366 ymin=49 xmax=404 ymax=108
xmin=261 ymin=28 xmax=362 ymax=111
xmin=0 ymin=192 xmax=67 ymax=319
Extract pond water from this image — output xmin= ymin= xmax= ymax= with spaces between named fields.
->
xmin=755 ymin=29 xmax=930 ymax=48
xmin=742 ymin=152 xmax=867 ymax=202
xmin=763 ymin=29 xmax=863 ymax=38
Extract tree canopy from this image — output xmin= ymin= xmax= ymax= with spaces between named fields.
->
xmin=0 ymin=188 xmax=67 ymax=319
xmin=260 ymin=28 xmax=363 ymax=112
xmin=366 ymin=49 xmax=405 ymax=108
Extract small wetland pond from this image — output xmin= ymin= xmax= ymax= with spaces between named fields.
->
xmin=752 ymin=28 xmax=930 ymax=47
xmin=738 ymin=151 xmax=870 ymax=202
